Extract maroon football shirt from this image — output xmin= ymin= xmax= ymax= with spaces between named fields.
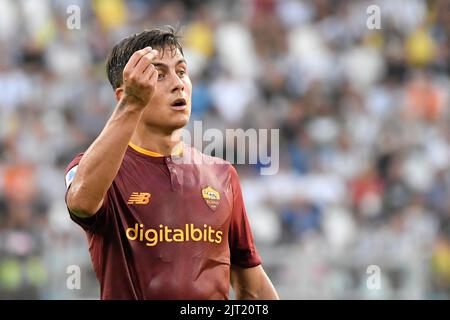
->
xmin=64 ymin=143 xmax=261 ymax=300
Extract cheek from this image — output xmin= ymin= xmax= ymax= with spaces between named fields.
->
xmin=184 ymin=78 xmax=193 ymax=96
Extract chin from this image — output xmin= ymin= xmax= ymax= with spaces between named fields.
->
xmin=168 ymin=114 xmax=190 ymax=130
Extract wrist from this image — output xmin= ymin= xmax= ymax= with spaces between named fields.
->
xmin=117 ymin=95 xmax=146 ymax=113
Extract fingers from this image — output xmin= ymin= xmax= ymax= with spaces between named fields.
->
xmin=141 ymin=62 xmax=156 ymax=81
xmin=135 ymin=49 xmax=159 ymax=75
xmin=121 ymin=47 xmax=159 ymax=108
xmin=123 ymin=47 xmax=159 ymax=80
xmin=123 ymin=47 xmax=151 ymax=78
xmin=147 ymin=66 xmax=158 ymax=86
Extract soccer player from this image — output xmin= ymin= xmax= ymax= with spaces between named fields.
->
xmin=64 ymin=27 xmax=279 ymax=300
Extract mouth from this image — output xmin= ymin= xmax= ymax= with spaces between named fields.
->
xmin=170 ymin=98 xmax=187 ymax=111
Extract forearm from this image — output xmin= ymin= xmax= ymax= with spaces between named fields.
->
xmin=234 ymin=275 xmax=279 ymax=300
xmin=67 ymin=99 xmax=142 ymax=216
xmin=231 ymin=265 xmax=280 ymax=300
xmin=235 ymin=281 xmax=279 ymax=300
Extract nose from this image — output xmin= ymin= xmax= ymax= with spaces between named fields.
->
xmin=171 ymin=72 xmax=184 ymax=93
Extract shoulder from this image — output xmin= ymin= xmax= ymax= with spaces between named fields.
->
xmin=187 ymin=145 xmax=237 ymax=179
xmin=188 ymin=145 xmax=232 ymax=167
xmin=193 ymin=147 xmax=242 ymax=180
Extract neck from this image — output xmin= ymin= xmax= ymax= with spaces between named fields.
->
xmin=131 ymin=124 xmax=182 ymax=156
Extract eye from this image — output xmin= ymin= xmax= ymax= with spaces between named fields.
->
xmin=157 ymin=72 xmax=165 ymax=80
xmin=177 ymin=70 xmax=186 ymax=77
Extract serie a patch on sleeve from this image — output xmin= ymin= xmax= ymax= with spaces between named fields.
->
xmin=65 ymin=165 xmax=78 ymax=189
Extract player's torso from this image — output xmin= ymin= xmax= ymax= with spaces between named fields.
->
xmin=102 ymin=147 xmax=233 ymax=299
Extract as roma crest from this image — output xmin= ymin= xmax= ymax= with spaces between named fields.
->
xmin=201 ymin=186 xmax=220 ymax=211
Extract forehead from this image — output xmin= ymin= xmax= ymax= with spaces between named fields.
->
xmin=154 ymin=47 xmax=185 ymax=65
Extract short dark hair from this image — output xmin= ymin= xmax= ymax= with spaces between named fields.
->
xmin=106 ymin=26 xmax=183 ymax=90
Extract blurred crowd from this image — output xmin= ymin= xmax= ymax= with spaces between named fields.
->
xmin=0 ymin=0 xmax=449 ymax=299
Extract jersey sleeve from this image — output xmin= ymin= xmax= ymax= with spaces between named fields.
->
xmin=228 ymin=165 xmax=262 ymax=268
xmin=64 ymin=153 xmax=107 ymax=232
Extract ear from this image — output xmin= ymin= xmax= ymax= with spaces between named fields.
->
xmin=115 ymin=87 xmax=124 ymax=102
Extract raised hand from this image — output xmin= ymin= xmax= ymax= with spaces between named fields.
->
xmin=121 ymin=46 xmax=160 ymax=109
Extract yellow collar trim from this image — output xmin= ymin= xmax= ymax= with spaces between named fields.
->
xmin=128 ymin=142 xmax=183 ymax=157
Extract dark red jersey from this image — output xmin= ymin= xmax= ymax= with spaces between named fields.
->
xmin=64 ymin=143 xmax=261 ymax=300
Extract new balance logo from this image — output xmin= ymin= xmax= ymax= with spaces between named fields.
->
xmin=128 ymin=192 xmax=151 ymax=205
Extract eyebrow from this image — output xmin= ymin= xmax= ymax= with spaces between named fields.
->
xmin=152 ymin=59 xmax=187 ymax=69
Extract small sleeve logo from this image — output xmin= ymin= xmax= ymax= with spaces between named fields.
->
xmin=65 ymin=165 xmax=78 ymax=189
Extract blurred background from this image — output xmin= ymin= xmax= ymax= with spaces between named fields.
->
xmin=0 ymin=0 xmax=449 ymax=299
